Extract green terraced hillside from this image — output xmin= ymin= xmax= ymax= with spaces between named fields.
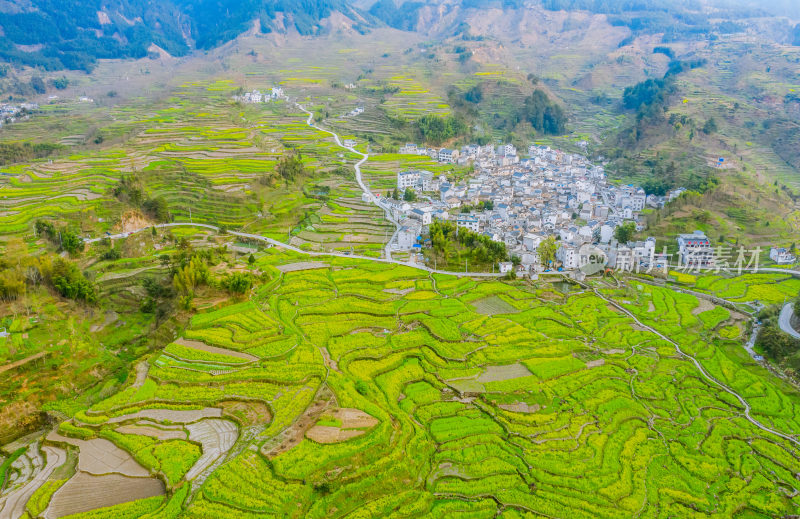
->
xmin=20 ymin=249 xmax=800 ymax=518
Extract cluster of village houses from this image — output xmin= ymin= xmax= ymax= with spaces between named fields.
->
xmin=2 ymin=95 xmax=108 ymax=128
xmin=0 ymin=102 xmax=37 ymax=128
xmin=232 ymin=87 xmax=284 ymax=104
xmin=372 ymin=142 xmax=795 ymax=277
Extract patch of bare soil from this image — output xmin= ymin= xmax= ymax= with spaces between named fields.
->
xmin=131 ymin=361 xmax=149 ymax=389
xmin=174 ymin=337 xmax=257 ymax=362
xmin=275 ymin=261 xmax=330 ymax=273
xmin=334 ymin=408 xmax=379 ymax=429
xmin=647 ymin=301 xmax=656 ymax=312
xmin=306 ymin=426 xmax=365 ymax=444
xmin=498 ymin=402 xmax=541 ymax=413
xmin=45 ymin=472 xmax=164 ymax=519
xmin=220 ymin=401 xmax=271 ymax=426
xmin=90 ymin=311 xmax=119 ymax=333
xmin=45 ymin=432 xmax=149 ymax=477
xmin=262 ymin=390 xmax=333 ymax=458
xmin=305 ymin=408 xmax=378 ymax=444
xmin=117 ymin=211 xmax=152 ymax=233
xmin=319 ymin=346 xmax=339 ymax=372
xmin=477 ymin=363 xmax=532 ymax=383
xmin=602 ymin=348 xmax=625 ymax=355
xmin=586 ymin=359 xmax=605 ymax=368
xmin=691 ymin=298 xmax=715 ymax=316
xmin=383 ymin=287 xmax=415 ymax=295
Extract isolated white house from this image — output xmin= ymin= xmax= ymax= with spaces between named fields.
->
xmin=770 ymin=247 xmax=796 ymax=265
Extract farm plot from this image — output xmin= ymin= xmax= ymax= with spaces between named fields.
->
xmin=45 ymin=432 xmax=151 ymax=477
xmin=35 ymin=249 xmax=800 ymax=518
xmin=44 ymin=472 xmax=164 ymax=519
xmin=184 ymin=419 xmax=238 ymax=481
xmin=306 ymin=408 xmax=379 ymax=444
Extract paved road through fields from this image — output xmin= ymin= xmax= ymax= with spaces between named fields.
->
xmin=294 ymin=102 xmax=401 ymax=261
xmin=779 ymin=303 xmax=800 ymax=340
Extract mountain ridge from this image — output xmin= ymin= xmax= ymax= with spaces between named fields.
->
xmin=1 ymin=0 xmax=799 ymax=72
xmin=0 ymin=0 xmax=370 ymax=71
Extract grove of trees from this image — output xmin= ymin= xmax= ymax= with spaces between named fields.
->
xmin=416 ymin=115 xmax=467 ymax=145
xmin=429 ymin=221 xmax=507 ymax=269
xmin=276 ymin=151 xmax=307 ymax=182
xmin=614 ymin=222 xmax=637 ymax=244
xmin=521 ymin=90 xmax=567 ymax=135
xmin=0 ymin=239 xmax=95 ymax=303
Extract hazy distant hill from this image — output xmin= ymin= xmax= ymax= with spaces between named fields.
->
xmin=367 ymin=0 xmax=799 ymax=42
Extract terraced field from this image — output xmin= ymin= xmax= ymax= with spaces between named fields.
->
xmin=669 ymin=271 xmax=800 ymax=305
xmin=0 ymin=81 xmax=392 ymax=256
xmin=10 ymin=249 xmax=800 ymax=518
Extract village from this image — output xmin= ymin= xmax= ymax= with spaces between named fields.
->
xmin=0 ymin=101 xmax=37 ymax=128
xmin=232 ymin=86 xmax=284 ymax=104
xmin=376 ymin=142 xmax=796 ymax=277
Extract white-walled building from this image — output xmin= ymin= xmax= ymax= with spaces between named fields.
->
xmin=770 ymin=247 xmax=796 ymax=265
xmin=677 ymin=231 xmax=714 ymax=269
xmin=456 ymin=214 xmax=480 ymax=233
xmin=397 ymin=170 xmax=421 ymax=190
xmin=439 ymin=149 xmax=459 ymax=163
xmin=556 ymin=244 xmax=580 ymax=269
xmin=523 ymin=233 xmax=543 ymax=252
xmin=397 ymin=226 xmax=419 ymax=250
xmin=410 ymin=209 xmax=432 ymax=225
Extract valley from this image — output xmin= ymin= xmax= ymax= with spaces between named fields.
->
xmin=1 ymin=1 xmax=800 ymax=517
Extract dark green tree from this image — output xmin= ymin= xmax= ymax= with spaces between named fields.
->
xmin=614 ymin=222 xmax=637 ymax=244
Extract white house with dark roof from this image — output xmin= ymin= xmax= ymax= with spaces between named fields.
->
xmin=397 ymin=170 xmax=420 ymax=190
xmin=438 ymin=149 xmax=459 ymax=163
xmin=770 ymin=247 xmax=796 ymax=265
xmin=456 ymin=214 xmax=480 ymax=233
